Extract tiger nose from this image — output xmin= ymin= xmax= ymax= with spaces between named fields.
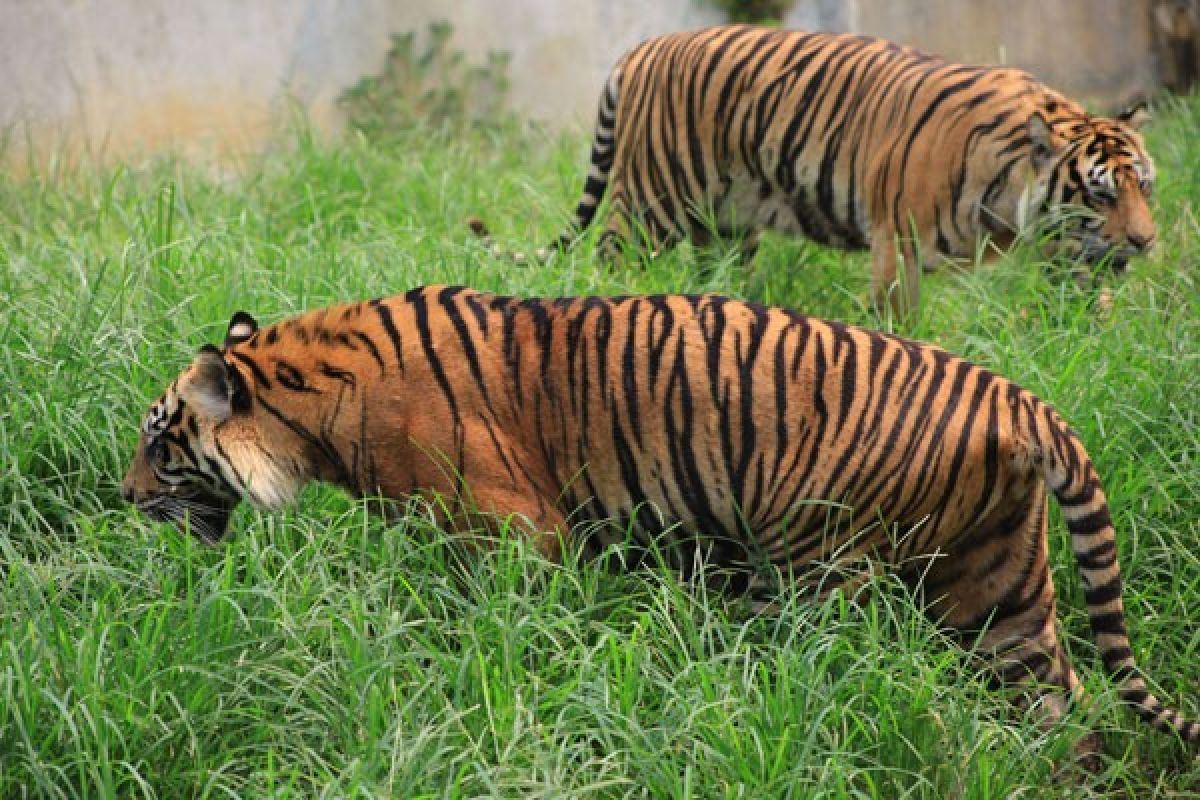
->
xmin=120 ymin=479 xmax=136 ymax=504
xmin=1128 ymin=231 xmax=1154 ymax=251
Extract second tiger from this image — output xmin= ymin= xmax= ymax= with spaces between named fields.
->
xmin=476 ymin=25 xmax=1156 ymax=315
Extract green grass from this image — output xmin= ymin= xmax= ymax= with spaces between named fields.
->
xmin=2 ymin=96 xmax=1199 ymax=797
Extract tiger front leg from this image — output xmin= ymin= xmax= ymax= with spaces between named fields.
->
xmin=406 ymin=439 xmax=569 ymax=563
xmin=869 ymin=223 xmax=938 ymax=320
xmin=446 ymin=485 xmax=569 ymax=563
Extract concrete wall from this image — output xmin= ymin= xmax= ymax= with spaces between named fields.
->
xmin=844 ymin=1 xmax=1156 ymax=109
xmin=0 ymin=0 xmax=1157 ymax=166
xmin=0 ymin=0 xmax=724 ymax=165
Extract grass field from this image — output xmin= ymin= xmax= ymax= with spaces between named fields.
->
xmin=2 ymin=93 xmax=1199 ymax=798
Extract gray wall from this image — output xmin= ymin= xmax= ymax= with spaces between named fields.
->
xmin=845 ymin=2 xmax=1155 ymax=107
xmin=0 ymin=1 xmax=1157 ymax=166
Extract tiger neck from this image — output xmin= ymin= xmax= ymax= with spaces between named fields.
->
xmin=259 ymin=374 xmax=393 ymax=502
xmin=210 ymin=418 xmax=313 ymax=511
xmin=224 ymin=303 xmax=405 ymax=507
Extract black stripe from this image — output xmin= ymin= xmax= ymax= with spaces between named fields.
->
xmin=1087 ymin=611 xmax=1128 ymax=636
xmin=963 ymin=383 xmax=1003 ymax=525
xmin=211 ymin=439 xmax=248 ymax=495
xmin=411 ymin=289 xmax=462 ymax=424
xmin=1083 ymin=577 xmax=1123 ymax=607
xmin=620 ymin=299 xmax=644 ymax=446
xmin=731 ymin=305 xmax=768 ymax=513
xmin=253 ymin=391 xmax=351 ymax=484
xmin=370 ymin=300 xmax=405 ymax=372
xmin=894 ymin=355 xmax=968 ymax=521
xmin=438 ymin=286 xmax=495 ymax=413
xmin=275 ymin=360 xmax=317 ymax=393
xmin=1076 ymin=539 xmax=1117 ymax=570
xmin=351 ymin=330 xmax=386 ymax=374
xmin=1057 ymin=480 xmax=1098 ymax=507
xmin=644 ymin=295 xmax=675 ymax=389
xmin=845 ymin=342 xmax=929 ymax=518
xmin=1100 ymin=646 xmax=1134 ymax=672
xmin=1066 ymin=508 xmax=1111 ymax=535
xmin=464 ymin=292 xmax=490 ymax=337
xmin=230 ymin=351 xmax=271 ymax=389
xmin=319 ymin=362 xmax=357 ymax=388
xmin=920 ymin=368 xmax=996 ymax=536
xmin=663 ymin=324 xmax=731 ymax=541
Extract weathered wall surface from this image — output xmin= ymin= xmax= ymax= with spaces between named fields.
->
xmin=0 ymin=0 xmax=1156 ymax=165
xmin=0 ymin=0 xmax=724 ymax=164
xmin=844 ymin=1 xmax=1156 ymax=108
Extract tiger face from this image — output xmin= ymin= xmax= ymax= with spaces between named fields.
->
xmin=1036 ymin=104 xmax=1156 ymax=273
xmin=121 ymin=348 xmax=245 ymax=541
xmin=120 ymin=312 xmax=287 ymax=543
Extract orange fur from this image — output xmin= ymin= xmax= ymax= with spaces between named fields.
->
xmin=122 ymin=286 xmax=1196 ymax=751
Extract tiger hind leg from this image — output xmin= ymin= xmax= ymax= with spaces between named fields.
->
xmin=596 ymin=200 xmax=685 ymax=265
xmin=920 ymin=495 xmax=1103 ymax=764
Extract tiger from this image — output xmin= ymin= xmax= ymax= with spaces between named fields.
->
xmin=469 ymin=25 xmax=1157 ymax=315
xmin=121 ymin=285 xmax=1196 ymax=756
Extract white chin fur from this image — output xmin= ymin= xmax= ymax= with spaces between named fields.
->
xmin=245 ymin=475 xmax=303 ymax=512
xmin=222 ymin=440 xmax=305 ymax=511
xmin=1015 ymin=180 xmax=1047 ymax=234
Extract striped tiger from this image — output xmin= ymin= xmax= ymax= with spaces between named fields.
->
xmin=470 ymin=25 xmax=1156 ymax=315
xmin=121 ymin=286 xmax=1196 ymax=753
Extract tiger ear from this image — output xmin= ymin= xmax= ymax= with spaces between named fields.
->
xmin=1116 ymin=101 xmax=1151 ymax=131
xmin=179 ymin=345 xmax=236 ymax=421
xmin=1027 ymin=112 xmax=1062 ymax=168
xmin=225 ymin=311 xmax=259 ymax=349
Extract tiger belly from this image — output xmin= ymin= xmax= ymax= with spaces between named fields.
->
xmin=716 ymin=165 xmax=869 ymax=250
xmin=561 ymin=436 xmax=895 ymax=584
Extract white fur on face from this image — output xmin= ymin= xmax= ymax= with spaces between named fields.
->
xmin=1015 ymin=174 xmax=1051 ymax=234
xmin=143 ymin=389 xmax=180 ymax=436
xmin=214 ymin=434 xmax=306 ymax=511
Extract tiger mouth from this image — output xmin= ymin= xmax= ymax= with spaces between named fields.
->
xmin=1083 ymin=247 xmax=1132 ymax=274
xmin=1075 ymin=240 xmax=1135 ymax=274
xmin=137 ymin=495 xmax=236 ymax=544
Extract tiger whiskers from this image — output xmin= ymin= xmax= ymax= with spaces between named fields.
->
xmin=138 ymin=495 xmax=230 ymax=543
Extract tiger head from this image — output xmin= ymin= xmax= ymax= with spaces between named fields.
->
xmin=121 ymin=311 xmax=305 ymax=543
xmin=1027 ymin=102 xmax=1156 ymax=273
